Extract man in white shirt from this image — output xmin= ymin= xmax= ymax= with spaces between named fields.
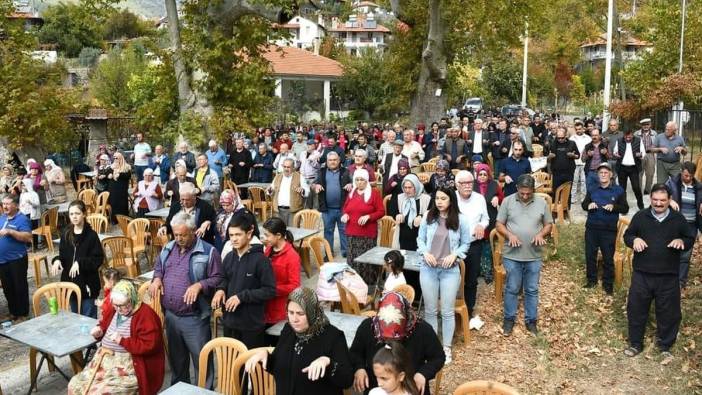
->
xmin=273 ymin=143 xmax=298 ymax=173
xmin=468 ymin=118 xmax=490 ymax=161
xmin=455 ymin=170 xmax=489 ymax=323
xmin=569 ymin=122 xmax=592 ymax=203
xmin=132 ymin=132 xmax=152 ymax=182
xmin=613 ymin=130 xmax=646 ymax=210
xmin=269 ymin=158 xmax=309 ymax=225
xmin=402 ymin=129 xmax=425 ymax=169
xmin=377 ymin=130 xmax=396 ymax=166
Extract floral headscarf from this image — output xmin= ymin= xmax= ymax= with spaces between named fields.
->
xmin=433 ymin=159 xmax=455 ymax=190
xmin=372 ymin=292 xmax=417 ymax=341
xmin=288 ymin=287 xmax=329 ymax=352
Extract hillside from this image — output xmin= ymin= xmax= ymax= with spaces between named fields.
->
xmin=36 ymin=0 xmax=167 ymax=18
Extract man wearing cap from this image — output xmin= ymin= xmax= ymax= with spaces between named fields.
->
xmin=205 ymin=140 xmax=227 ymax=181
xmin=496 ymin=174 xmax=553 ymax=336
xmin=613 ymin=130 xmax=646 ymax=210
xmin=382 ymin=139 xmax=408 ymax=187
xmin=441 ymin=127 xmax=469 ymax=170
xmin=581 ymin=162 xmax=629 ymax=294
xmin=652 ymin=121 xmax=686 ymax=184
xmin=635 ymin=118 xmax=657 ymax=194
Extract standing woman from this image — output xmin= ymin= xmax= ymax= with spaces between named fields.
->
xmin=42 ymin=159 xmax=67 ymax=204
xmin=244 ymin=287 xmax=354 ymax=395
xmin=425 ymin=160 xmax=455 ymax=196
xmin=18 ymin=179 xmax=41 ymax=228
xmin=50 ymin=200 xmax=105 ymax=317
xmin=132 ymin=168 xmax=163 ymax=218
xmin=0 ymin=165 xmax=14 ymax=194
xmin=473 ymin=163 xmax=503 ymax=284
xmin=262 ymin=217 xmax=301 ymax=338
xmin=108 ymin=151 xmax=132 ymax=222
xmin=416 ymin=187 xmax=471 ymax=363
xmin=384 ymin=159 xmax=410 ymax=200
xmin=342 ymin=169 xmax=385 ymax=284
xmin=26 ymin=161 xmax=47 ymax=205
xmin=95 ymin=154 xmax=112 ymax=194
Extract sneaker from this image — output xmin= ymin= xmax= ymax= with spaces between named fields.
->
xmin=469 ymin=315 xmax=485 ymax=330
xmin=526 ymin=321 xmax=538 ymax=335
xmin=583 ymin=281 xmax=597 ymax=289
xmin=660 ymin=350 xmax=674 ymax=365
xmin=443 ymin=347 xmax=452 ymax=364
xmin=502 ymin=319 xmax=515 ymax=337
xmin=624 ymin=346 xmax=641 ymax=357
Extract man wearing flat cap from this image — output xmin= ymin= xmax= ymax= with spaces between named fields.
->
xmin=635 ymin=118 xmax=657 ymax=194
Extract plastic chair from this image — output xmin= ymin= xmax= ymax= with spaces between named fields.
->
xmin=127 ymin=218 xmax=150 ymax=265
xmin=553 ymin=181 xmax=572 ymax=224
xmin=392 ymin=284 xmax=415 ymax=304
xmin=309 ymin=236 xmax=333 ymax=270
xmin=532 ymin=170 xmax=552 ymax=194
xmin=383 ymin=195 xmax=392 ymax=214
xmin=148 ymin=218 xmax=167 ymax=264
xmin=377 ymin=216 xmax=396 ymax=248
xmin=198 ymin=337 xmax=249 ymax=395
xmin=78 ymin=189 xmax=97 ymax=214
xmin=86 ymin=214 xmax=108 ymax=233
xmin=211 ymin=307 xmax=223 ymax=338
xmin=454 ymin=260 xmax=470 ymax=344
xmin=76 ymin=174 xmax=93 ymax=191
xmin=292 ymin=209 xmax=322 ymax=277
xmin=534 ymin=192 xmax=558 ymax=255
xmin=137 ymin=281 xmax=168 ymax=358
xmin=30 ymin=282 xmax=83 ymax=379
xmin=32 ymin=206 xmax=59 ymax=244
xmin=453 ymin=380 xmax=520 ymax=395
xmin=613 ymin=217 xmax=632 ymax=288
xmin=337 ymin=282 xmax=376 ymax=317
xmin=248 ymin=187 xmax=270 ymax=221
xmin=102 ymin=236 xmax=139 ymax=278
xmin=29 ymin=235 xmax=54 ymax=288
xmin=116 ymin=214 xmax=132 ymax=236
xmin=232 ymin=348 xmax=275 ymax=395
xmin=416 ymin=172 xmax=431 ymax=184
xmin=421 ymin=162 xmax=436 ymax=172
xmin=95 ymin=191 xmax=111 ymax=218
xmin=489 ymin=229 xmax=506 ymax=304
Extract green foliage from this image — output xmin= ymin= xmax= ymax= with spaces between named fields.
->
xmin=103 ymin=8 xmax=154 ymax=41
xmin=160 ymin=111 xmax=208 ymax=150
xmin=129 ymin=57 xmax=179 ymax=136
xmin=481 ymin=59 xmax=523 ymax=106
xmin=570 ymin=75 xmax=587 ymax=105
xmin=78 ymin=47 xmax=102 ymax=67
xmin=91 ymin=45 xmax=148 ymax=113
xmin=38 ymin=2 xmax=106 ymax=57
xmin=336 ymin=49 xmax=395 ymax=119
xmin=446 ymin=60 xmax=486 ymax=106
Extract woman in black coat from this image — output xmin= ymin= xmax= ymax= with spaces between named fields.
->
xmin=245 ymin=287 xmax=354 ymax=395
xmin=50 ymin=200 xmax=105 ymax=318
xmin=350 ymin=292 xmax=445 ymax=395
xmin=108 ymin=151 xmax=132 ymax=222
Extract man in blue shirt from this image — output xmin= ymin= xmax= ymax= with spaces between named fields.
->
xmin=498 ymin=140 xmax=531 ymax=196
xmin=0 ymin=194 xmax=33 ymax=321
xmin=206 ymin=139 xmax=228 ymax=181
xmin=313 ymin=152 xmax=351 ymax=258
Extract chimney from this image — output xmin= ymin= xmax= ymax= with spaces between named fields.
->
xmin=313 ymin=38 xmax=320 ymax=55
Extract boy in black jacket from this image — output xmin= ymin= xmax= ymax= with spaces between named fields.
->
xmin=622 ymin=183 xmax=697 ymax=358
xmin=211 ymin=211 xmax=276 ymax=348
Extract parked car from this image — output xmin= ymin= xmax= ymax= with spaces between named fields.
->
xmin=463 ymin=97 xmax=483 ymax=112
xmin=501 ymin=104 xmax=535 ymax=119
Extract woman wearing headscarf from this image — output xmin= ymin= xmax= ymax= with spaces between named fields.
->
xmin=244 ymin=287 xmax=354 ymax=395
xmin=42 ymin=159 xmax=67 ymax=203
xmin=350 ymin=292 xmax=444 ymax=395
xmin=473 ymin=163 xmax=504 ymax=284
xmin=383 ymin=158 xmax=410 ymax=198
xmin=94 ymin=144 xmax=111 ymax=170
xmin=25 ymin=161 xmax=47 ymax=205
xmin=19 ymin=178 xmax=41 ymax=225
xmin=1 ymin=165 xmax=14 ymax=194
xmin=424 ymin=159 xmax=455 ymax=196
xmin=132 ymin=168 xmax=162 ymax=218
xmin=95 ymin=154 xmax=112 ymax=193
xmin=108 ymin=152 xmax=132 ymax=222
xmin=216 ymin=188 xmax=260 ymax=256
xmin=67 ymin=280 xmax=165 ymax=395
xmin=342 ymin=168 xmax=385 ymax=284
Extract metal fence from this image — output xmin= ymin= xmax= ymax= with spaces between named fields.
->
xmin=651 ymin=108 xmax=702 ymax=160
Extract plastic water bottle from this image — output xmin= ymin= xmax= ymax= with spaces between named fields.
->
xmin=49 ymin=296 xmax=58 ymax=315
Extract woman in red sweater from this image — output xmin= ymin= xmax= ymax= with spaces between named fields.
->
xmin=342 ymin=168 xmax=385 ymax=284
xmin=68 ymin=280 xmax=165 ymax=395
xmin=262 ymin=217 xmax=301 ymax=332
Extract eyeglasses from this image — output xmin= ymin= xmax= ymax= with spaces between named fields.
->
xmin=457 ymin=181 xmax=472 ymax=185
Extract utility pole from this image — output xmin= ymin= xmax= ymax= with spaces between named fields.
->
xmin=603 ymin=0 xmax=614 ymax=126
xmin=521 ymin=22 xmax=529 ymax=108
xmin=675 ymin=0 xmax=687 ymax=136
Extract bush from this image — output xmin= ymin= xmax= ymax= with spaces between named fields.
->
xmin=78 ymin=47 xmax=102 ymax=68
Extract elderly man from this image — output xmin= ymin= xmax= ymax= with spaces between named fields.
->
xmin=455 ymin=170 xmax=489 ymax=320
xmin=227 ymin=137 xmax=253 ymax=187
xmin=150 ymin=145 xmax=171 ymax=186
xmin=0 ymin=194 xmax=32 ymax=322
xmin=377 ymin=130 xmax=397 ymax=165
xmin=569 ymin=122 xmax=592 ymax=203
xmin=270 ymin=158 xmax=309 ymax=225
xmin=194 ymin=154 xmax=221 ymax=204
xmin=623 ymin=184 xmax=696 ymax=358
xmin=160 ymin=182 xmax=217 ymax=245
xmin=314 ymin=152 xmax=350 ymax=257
xmin=382 ymin=139 xmax=407 ymax=185
xmin=172 ymin=141 xmax=197 ymax=175
xmin=273 ymin=143 xmax=297 ymax=174
xmin=299 ymin=140 xmax=321 ymax=208
xmin=441 ymin=127 xmax=469 ymax=170
xmin=348 ymin=149 xmax=376 ymax=182
xmin=206 ymin=140 xmax=227 ymax=180
xmin=402 ymin=129 xmax=425 ymax=169
xmin=165 ymin=165 xmax=195 ymax=204
xmin=652 ymin=121 xmax=687 ymax=184
xmin=498 ymin=139 xmax=531 ymax=196
xmin=582 ymin=129 xmax=609 ymax=192
xmin=582 ymin=163 xmax=629 ymax=294
xmin=150 ymin=211 xmax=223 ymax=387
xmin=548 ymin=127 xmax=580 ymax=205
xmin=604 ymin=119 xmax=623 ymax=179
xmin=132 ymin=131 xmax=152 ymax=182
xmin=496 ymin=174 xmax=553 ymax=336
xmin=635 ymin=118 xmax=658 ymax=194
xmin=467 ymin=118 xmax=490 ymax=161
xmin=614 ymin=130 xmax=646 ymax=210
xmin=251 ymin=143 xmax=274 ymax=183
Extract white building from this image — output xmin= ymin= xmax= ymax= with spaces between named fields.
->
xmin=580 ymin=33 xmax=652 ymax=66
xmin=274 ymin=15 xmax=326 ymax=51
xmin=328 ymin=13 xmax=390 ymax=56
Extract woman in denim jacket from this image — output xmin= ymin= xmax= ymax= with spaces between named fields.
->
xmin=416 ymin=186 xmax=472 ymax=364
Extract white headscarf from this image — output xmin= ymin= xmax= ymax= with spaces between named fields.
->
xmin=401 ymin=173 xmax=424 ymax=229
xmin=351 ymin=168 xmax=371 ymax=203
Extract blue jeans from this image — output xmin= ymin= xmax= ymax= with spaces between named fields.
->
xmin=503 ymin=258 xmax=542 ymax=324
xmin=322 ymin=208 xmax=347 ymax=257
xmin=420 ymin=263 xmax=461 ymax=348
xmin=585 ymin=171 xmax=599 ymax=193
xmin=70 ymin=296 xmax=97 ymax=318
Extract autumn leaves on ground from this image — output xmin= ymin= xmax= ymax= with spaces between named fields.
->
xmin=438 ymin=224 xmax=702 ymax=394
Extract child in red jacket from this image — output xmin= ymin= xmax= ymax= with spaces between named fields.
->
xmin=95 ymin=268 xmax=121 ymax=319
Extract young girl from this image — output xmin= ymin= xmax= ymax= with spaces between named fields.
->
xmin=383 ymin=250 xmax=406 ymax=293
xmin=370 ymin=342 xmax=419 ymax=395
xmin=96 ymin=268 xmax=122 ymax=318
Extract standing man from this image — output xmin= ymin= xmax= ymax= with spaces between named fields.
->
xmin=489 ymin=119 xmax=510 ymax=177
xmin=613 ymin=130 xmax=646 ymax=210
xmin=299 ymin=140 xmax=322 ymax=208
xmin=205 ymin=140 xmax=227 ymax=181
xmin=604 ymin=119 xmax=623 ymax=180
xmin=652 ymin=121 xmax=686 ymax=184
xmin=273 ymin=143 xmax=298 ymax=173
xmin=132 ymin=131 xmax=152 ymax=182
xmin=496 ymin=175 xmax=553 ymax=335
xmin=635 ymin=118 xmax=657 ymax=194
xmin=402 ymin=129 xmax=425 ymax=170
xmin=498 ymin=140 xmax=531 ymax=197
xmin=165 ymin=165 xmax=195 ymax=204
xmin=382 ymin=139 xmax=407 ymax=187
xmin=623 ymin=184 xmax=696 ymax=358
xmin=355 ymin=134 xmax=377 ymax=165
xmin=582 ymin=163 xmax=628 ymax=294
xmin=347 ymin=149 xmax=376 ymax=182
xmin=150 ymin=145 xmax=171 ymax=186
xmin=441 ymin=127 xmax=468 ymax=170
xmin=227 ymin=137 xmax=253 ymax=187
xmin=194 ymin=154 xmax=221 ymax=205
xmin=172 ymin=142 xmax=197 ymax=175
xmin=314 ymin=152 xmax=350 ymax=258
xmin=569 ymin=122 xmax=592 ymax=203
xmin=377 ymin=130 xmax=396 ymax=167
xmin=582 ymin=129 xmax=609 ymax=192
xmin=150 ymin=211 xmax=223 ymax=387
xmin=318 ymin=134 xmax=346 ymax=165
xmin=291 ymin=131 xmax=308 ymax=158
xmin=0 ymin=194 xmax=32 ymax=322
xmin=548 ymin=127 xmax=579 ymax=205
xmin=270 ymin=158 xmax=309 ymax=226
xmin=467 ymin=118 xmax=490 ymax=161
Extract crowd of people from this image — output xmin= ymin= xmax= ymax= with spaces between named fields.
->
xmin=0 ymin=110 xmax=697 ymax=394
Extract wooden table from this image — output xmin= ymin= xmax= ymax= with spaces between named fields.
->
xmin=159 ymin=382 xmax=219 ymax=394
xmin=145 ymin=207 xmax=170 ymax=218
xmin=0 ymin=311 xmax=98 ymax=394
xmin=266 ymin=311 xmax=365 ymax=347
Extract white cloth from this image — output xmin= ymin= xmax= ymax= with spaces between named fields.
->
xmin=569 ymin=134 xmax=592 ymax=165
xmin=388 ymin=154 xmax=402 ymax=179
xmin=133 ymin=142 xmax=151 ymax=166
xmin=402 ymin=141 xmax=424 ymax=167
xmin=278 ymin=175 xmax=293 ymax=207
xmin=383 ymin=272 xmax=407 ymax=292
xmin=472 ymin=130 xmax=483 ymax=153
xmin=614 ymin=140 xmax=646 ymax=167
xmin=274 ymin=152 xmax=298 ymax=173
xmin=455 ymin=191 xmax=489 ymax=233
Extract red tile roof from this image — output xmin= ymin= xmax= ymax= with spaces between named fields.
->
xmin=329 ymin=24 xmax=390 ymax=33
xmin=263 ymin=45 xmax=344 ymax=78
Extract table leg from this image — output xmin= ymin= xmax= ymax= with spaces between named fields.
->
xmin=44 ymin=353 xmax=72 ymax=381
xmin=26 ymin=354 xmax=46 ymax=395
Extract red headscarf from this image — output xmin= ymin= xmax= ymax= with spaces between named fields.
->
xmin=474 ymin=163 xmax=492 ymax=196
xmin=372 ymin=292 xmax=417 ymax=341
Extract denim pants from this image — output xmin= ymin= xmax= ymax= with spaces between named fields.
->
xmin=420 ymin=263 xmax=461 ymax=348
xmin=134 ymin=165 xmax=148 ymax=182
xmin=585 ymin=171 xmax=599 ymax=193
xmin=322 ymin=208 xmax=347 ymax=257
xmin=503 ymin=258 xmax=542 ymax=324
xmin=70 ymin=296 xmax=97 ymax=318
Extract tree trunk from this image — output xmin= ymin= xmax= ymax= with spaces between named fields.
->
xmin=410 ymin=0 xmax=447 ymax=126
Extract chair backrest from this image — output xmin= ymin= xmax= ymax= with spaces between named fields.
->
xmin=223 ymin=179 xmax=236 ymax=192
xmin=292 ymin=209 xmax=321 ymax=230
xmin=416 ymin=172 xmax=431 ymax=184
xmin=489 ymin=228 xmax=504 ymax=271
xmin=232 ymin=348 xmax=275 ymax=395
xmin=32 ymin=282 xmax=81 ymax=317
xmin=309 ymin=236 xmax=332 ymax=269
xmin=127 ymin=218 xmax=150 ymax=247
xmin=78 ymin=189 xmax=97 ymax=212
xmin=382 ymin=195 xmax=392 ymax=214
xmin=457 ymin=260 xmax=466 ymax=300
xmin=47 ymin=206 xmax=59 ymax=237
xmin=534 ymin=192 xmax=553 ymax=208
xmin=421 ymin=162 xmax=436 ymax=172
xmin=453 ymin=380 xmax=520 ymax=395
xmin=392 ymin=284 xmax=415 ymax=304
xmin=149 ymin=218 xmax=166 ymax=245
xmin=198 ymin=337 xmax=249 ymax=395
xmin=137 ymin=281 xmax=164 ymax=326
xmin=615 ymin=217 xmax=630 ymax=252
xmin=95 ymin=191 xmax=110 ymax=215
xmin=116 ymin=215 xmax=132 ymax=236
xmin=101 ymin=236 xmax=135 ymax=272
xmin=336 ymin=281 xmax=362 ymax=315
xmin=86 ymin=214 xmax=109 ymax=233
xmin=377 ymin=216 xmax=396 ymax=248
xmin=249 ymin=187 xmax=266 ymax=204
xmin=554 ymin=182 xmax=572 ymax=208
